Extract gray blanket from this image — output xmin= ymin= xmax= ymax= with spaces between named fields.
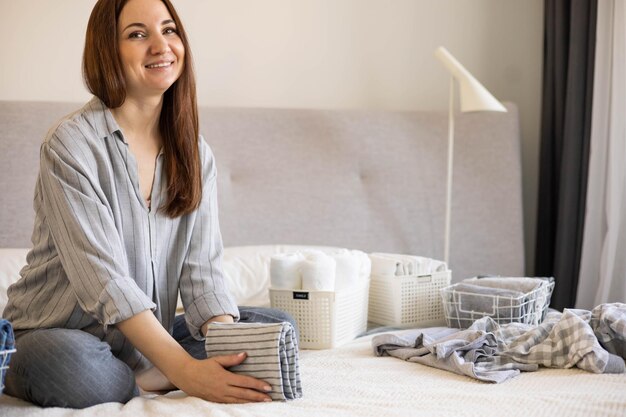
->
xmin=373 ymin=303 xmax=626 ymax=383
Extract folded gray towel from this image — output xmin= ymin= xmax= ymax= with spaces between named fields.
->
xmin=465 ymin=277 xmax=545 ymax=294
xmin=453 ymin=283 xmax=526 ymax=317
xmin=470 ymin=277 xmax=554 ymax=321
xmin=445 ymin=277 xmax=555 ymax=328
xmin=205 ymin=322 xmax=302 ymax=401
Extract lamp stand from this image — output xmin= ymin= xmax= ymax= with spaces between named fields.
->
xmin=444 ymin=76 xmax=454 ymax=266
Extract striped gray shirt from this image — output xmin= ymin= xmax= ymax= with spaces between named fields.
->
xmin=2 ymin=97 xmax=239 ymax=371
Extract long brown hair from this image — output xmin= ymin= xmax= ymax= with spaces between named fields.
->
xmin=83 ymin=0 xmax=201 ymax=218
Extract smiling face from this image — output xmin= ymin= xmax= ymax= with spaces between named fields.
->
xmin=117 ymin=0 xmax=185 ymax=100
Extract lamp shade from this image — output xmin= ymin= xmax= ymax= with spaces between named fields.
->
xmin=435 ymin=46 xmax=507 ymax=113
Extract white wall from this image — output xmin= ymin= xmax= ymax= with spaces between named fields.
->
xmin=0 ymin=0 xmax=543 ymax=274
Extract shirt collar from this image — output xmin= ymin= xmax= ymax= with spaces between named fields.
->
xmin=87 ymin=96 xmax=165 ymax=156
xmin=85 ymin=96 xmax=125 ymax=143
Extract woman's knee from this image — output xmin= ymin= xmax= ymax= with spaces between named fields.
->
xmin=5 ymin=328 xmax=137 ymax=408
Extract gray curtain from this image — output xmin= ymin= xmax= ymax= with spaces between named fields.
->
xmin=535 ymin=0 xmax=597 ymax=309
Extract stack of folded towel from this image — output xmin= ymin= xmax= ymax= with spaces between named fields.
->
xmin=270 ymin=249 xmax=370 ymax=291
xmin=369 ymin=253 xmax=448 ymax=277
xmin=205 ymin=322 xmax=302 ymax=401
xmin=444 ymin=276 xmax=554 ymax=328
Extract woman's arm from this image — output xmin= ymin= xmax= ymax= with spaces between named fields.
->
xmin=201 ymin=314 xmax=234 ymax=336
xmin=178 ymin=138 xmax=240 ymax=339
xmin=117 ymin=311 xmax=272 ymax=402
xmin=39 ymin=135 xmax=157 ymax=328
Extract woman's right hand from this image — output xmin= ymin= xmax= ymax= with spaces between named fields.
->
xmin=117 ymin=311 xmax=273 ymax=403
xmin=174 ymin=352 xmax=273 ymax=403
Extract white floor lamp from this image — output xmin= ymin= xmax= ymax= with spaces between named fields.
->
xmin=434 ymin=46 xmax=507 ymax=266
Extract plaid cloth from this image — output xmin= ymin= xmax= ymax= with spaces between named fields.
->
xmin=591 ymin=303 xmax=626 ymax=359
xmin=372 ymin=326 xmax=536 ymax=383
xmin=479 ymin=309 xmax=624 ymax=374
xmin=373 ymin=303 xmax=626 ymax=383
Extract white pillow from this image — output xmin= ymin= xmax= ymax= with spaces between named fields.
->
xmin=0 ymin=248 xmax=29 ymax=314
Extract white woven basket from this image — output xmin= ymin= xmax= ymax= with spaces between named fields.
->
xmin=368 ymin=270 xmax=451 ymax=327
xmin=270 ymin=280 xmax=369 ymax=349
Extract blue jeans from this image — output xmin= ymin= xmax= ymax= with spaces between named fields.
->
xmin=4 ymin=307 xmax=297 ymax=408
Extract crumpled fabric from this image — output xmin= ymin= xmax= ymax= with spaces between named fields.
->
xmin=373 ymin=303 xmax=626 ymax=383
xmin=591 ymin=303 xmax=626 ymax=359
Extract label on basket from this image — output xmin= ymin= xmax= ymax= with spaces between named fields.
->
xmin=293 ymin=291 xmax=309 ymax=300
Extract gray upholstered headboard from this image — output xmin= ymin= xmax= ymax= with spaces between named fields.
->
xmin=0 ymin=100 xmax=524 ymax=281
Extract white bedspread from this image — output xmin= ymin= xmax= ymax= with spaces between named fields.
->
xmin=1 ymin=333 xmax=625 ymax=417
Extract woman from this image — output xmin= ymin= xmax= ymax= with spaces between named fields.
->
xmin=2 ymin=0 xmax=294 ymax=408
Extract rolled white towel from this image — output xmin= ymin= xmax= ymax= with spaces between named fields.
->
xmin=301 ymin=252 xmax=336 ymax=291
xmin=413 ymin=257 xmax=429 ymax=276
xmin=370 ymin=253 xmax=418 ymax=276
xmin=430 ymin=258 xmax=448 ymax=273
xmin=330 ymin=249 xmax=360 ymax=290
xmin=270 ymin=253 xmax=304 ymax=289
xmin=369 ymin=253 xmax=401 ymax=276
xmin=413 ymin=256 xmax=448 ymax=275
xmin=301 ymin=249 xmax=327 ymax=259
xmin=356 ymin=250 xmax=372 ymax=280
xmin=397 ymin=254 xmax=419 ymax=275
xmin=355 ymin=250 xmax=371 ymax=284
xmin=370 ymin=253 xmax=447 ymax=277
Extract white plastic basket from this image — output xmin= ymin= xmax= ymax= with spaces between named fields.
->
xmin=368 ymin=270 xmax=451 ymax=327
xmin=1 ymin=348 xmax=16 ymax=395
xmin=269 ymin=280 xmax=369 ymax=349
xmin=441 ymin=280 xmax=555 ymax=328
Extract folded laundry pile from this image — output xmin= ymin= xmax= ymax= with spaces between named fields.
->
xmin=369 ymin=253 xmax=447 ymax=277
xmin=205 ymin=322 xmax=302 ymax=401
xmin=373 ymin=303 xmax=626 ymax=383
xmin=441 ymin=276 xmax=554 ymax=328
xmin=270 ymin=249 xmax=370 ymax=291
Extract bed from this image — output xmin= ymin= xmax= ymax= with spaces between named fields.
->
xmin=0 ymin=101 xmax=624 ymax=416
